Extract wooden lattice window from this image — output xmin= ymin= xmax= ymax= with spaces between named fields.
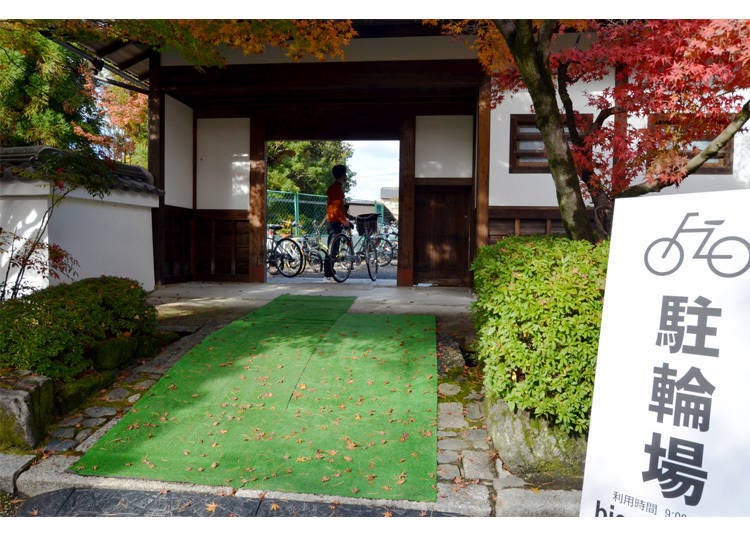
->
xmin=649 ymin=115 xmax=734 ymax=175
xmin=509 ymin=114 xmax=592 ymax=173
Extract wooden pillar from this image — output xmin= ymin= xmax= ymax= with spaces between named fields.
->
xmin=475 ymin=77 xmax=491 ymax=251
xmin=249 ymin=117 xmax=267 ymax=282
xmin=190 ymin=114 xmax=198 ymax=278
xmin=397 ymin=116 xmax=415 ymax=287
xmin=148 ymin=51 xmax=166 ymax=287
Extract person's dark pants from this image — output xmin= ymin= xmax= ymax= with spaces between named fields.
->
xmin=324 ymin=221 xmax=343 ymax=277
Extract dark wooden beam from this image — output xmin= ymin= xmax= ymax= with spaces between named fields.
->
xmin=89 ymin=40 xmax=128 ymax=59
xmin=148 ymin=51 xmax=166 ymax=287
xmin=160 ymin=60 xmax=484 ymax=99
xmin=476 ymin=77 xmax=491 ymax=251
xmin=117 ymin=49 xmax=151 ymax=70
xmin=249 ymin=117 xmax=267 ymax=283
xmin=397 ymin=116 xmax=415 ymax=287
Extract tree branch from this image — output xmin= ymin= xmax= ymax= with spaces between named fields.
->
xmin=557 ymin=61 xmax=581 ymax=145
xmin=618 ymin=98 xmax=750 ymax=198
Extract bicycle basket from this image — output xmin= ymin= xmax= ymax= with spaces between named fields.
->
xmin=355 ymin=213 xmax=378 ymax=235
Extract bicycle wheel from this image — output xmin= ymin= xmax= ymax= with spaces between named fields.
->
xmin=365 ymin=237 xmax=379 ymax=281
xmin=307 ymin=249 xmax=324 ymax=273
xmin=330 ymin=233 xmax=353 ymax=283
xmin=374 ymin=236 xmax=394 ymax=267
xmin=266 ymin=250 xmax=279 ymax=275
xmin=275 ymin=237 xmax=304 ymax=277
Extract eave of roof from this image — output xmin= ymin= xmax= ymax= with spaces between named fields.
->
xmin=0 ymin=146 xmax=162 ymax=196
xmin=63 ymin=19 xmax=448 ymax=92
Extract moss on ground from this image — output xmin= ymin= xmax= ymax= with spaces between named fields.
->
xmin=0 ymin=491 xmax=20 ymax=516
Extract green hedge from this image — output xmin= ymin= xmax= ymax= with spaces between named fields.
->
xmin=471 ymin=236 xmax=609 ymax=435
xmin=0 ymin=276 xmax=157 ymax=380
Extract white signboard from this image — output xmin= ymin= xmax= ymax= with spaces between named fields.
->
xmin=581 ymin=188 xmax=750 ymax=517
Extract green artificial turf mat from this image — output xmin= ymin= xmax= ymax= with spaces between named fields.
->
xmin=71 ymin=295 xmax=438 ymax=501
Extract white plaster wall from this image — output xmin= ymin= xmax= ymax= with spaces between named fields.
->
xmin=50 ymin=194 xmax=157 ymax=291
xmin=415 ymin=116 xmax=474 ymax=178
xmin=162 ymin=36 xmax=476 ymax=66
xmin=164 ymin=95 xmax=194 ymax=209
xmin=0 ymin=181 xmax=51 ymax=294
xmin=196 ymin=118 xmax=251 ymax=210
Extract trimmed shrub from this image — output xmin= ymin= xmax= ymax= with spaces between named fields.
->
xmin=0 ymin=276 xmax=157 ymax=380
xmin=471 ymin=236 xmax=609 ymax=435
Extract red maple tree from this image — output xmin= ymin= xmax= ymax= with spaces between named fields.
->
xmin=442 ymin=19 xmax=750 ymax=239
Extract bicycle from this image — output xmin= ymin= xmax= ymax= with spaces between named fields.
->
xmin=296 ymin=224 xmax=327 ymax=274
xmin=644 ymin=211 xmax=750 ymax=278
xmin=266 ymin=223 xmax=304 ymax=278
xmin=328 ymin=213 xmax=381 ymax=282
xmin=372 ymin=230 xmax=395 ymax=267
xmin=381 ymin=223 xmax=399 ymax=265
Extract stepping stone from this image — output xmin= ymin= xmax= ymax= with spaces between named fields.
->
xmin=466 ymin=402 xmax=484 ymax=420
xmin=438 ymin=383 xmax=461 ymax=396
xmin=462 ymin=450 xmax=494 ymax=481
xmin=75 ymin=429 xmax=93 ymax=443
xmin=437 ymin=437 xmax=469 ymax=451
xmin=436 ymin=482 xmax=491 ymax=516
xmin=438 ymin=402 xmax=467 ymax=429
xmin=85 ymin=406 xmax=117 ymax=418
xmin=438 ymin=450 xmax=459 ymax=464
xmin=104 ymin=388 xmax=130 ymax=402
xmin=134 ymin=379 xmax=156 ymax=391
xmin=437 ymin=464 xmax=460 ymax=481
xmin=81 ymin=418 xmax=107 ymax=428
xmin=50 ymin=427 xmax=75 ymax=439
xmin=462 ymin=429 xmax=491 ymax=448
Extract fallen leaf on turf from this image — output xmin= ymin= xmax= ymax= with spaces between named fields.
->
xmin=206 ymin=501 xmax=217 ymax=513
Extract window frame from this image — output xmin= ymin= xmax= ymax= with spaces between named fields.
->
xmin=648 ymin=114 xmax=734 ymax=175
xmin=508 ymin=114 xmax=593 ymax=174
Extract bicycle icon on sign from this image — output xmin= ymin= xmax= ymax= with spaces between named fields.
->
xmin=644 ymin=212 xmax=750 ymax=277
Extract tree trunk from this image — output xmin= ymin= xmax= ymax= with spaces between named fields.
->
xmin=494 ymin=20 xmax=595 ymax=242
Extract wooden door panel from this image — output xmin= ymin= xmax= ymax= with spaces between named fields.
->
xmin=414 ymin=185 xmax=472 ymax=286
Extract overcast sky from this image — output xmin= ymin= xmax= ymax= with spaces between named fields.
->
xmin=345 ymin=140 xmax=399 ymax=202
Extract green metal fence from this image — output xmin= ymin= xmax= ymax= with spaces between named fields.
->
xmin=267 ymin=190 xmax=389 ymax=237
xmin=267 ymin=190 xmax=327 ymax=236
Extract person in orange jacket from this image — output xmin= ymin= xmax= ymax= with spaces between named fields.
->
xmin=324 ymin=164 xmax=352 ymax=278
